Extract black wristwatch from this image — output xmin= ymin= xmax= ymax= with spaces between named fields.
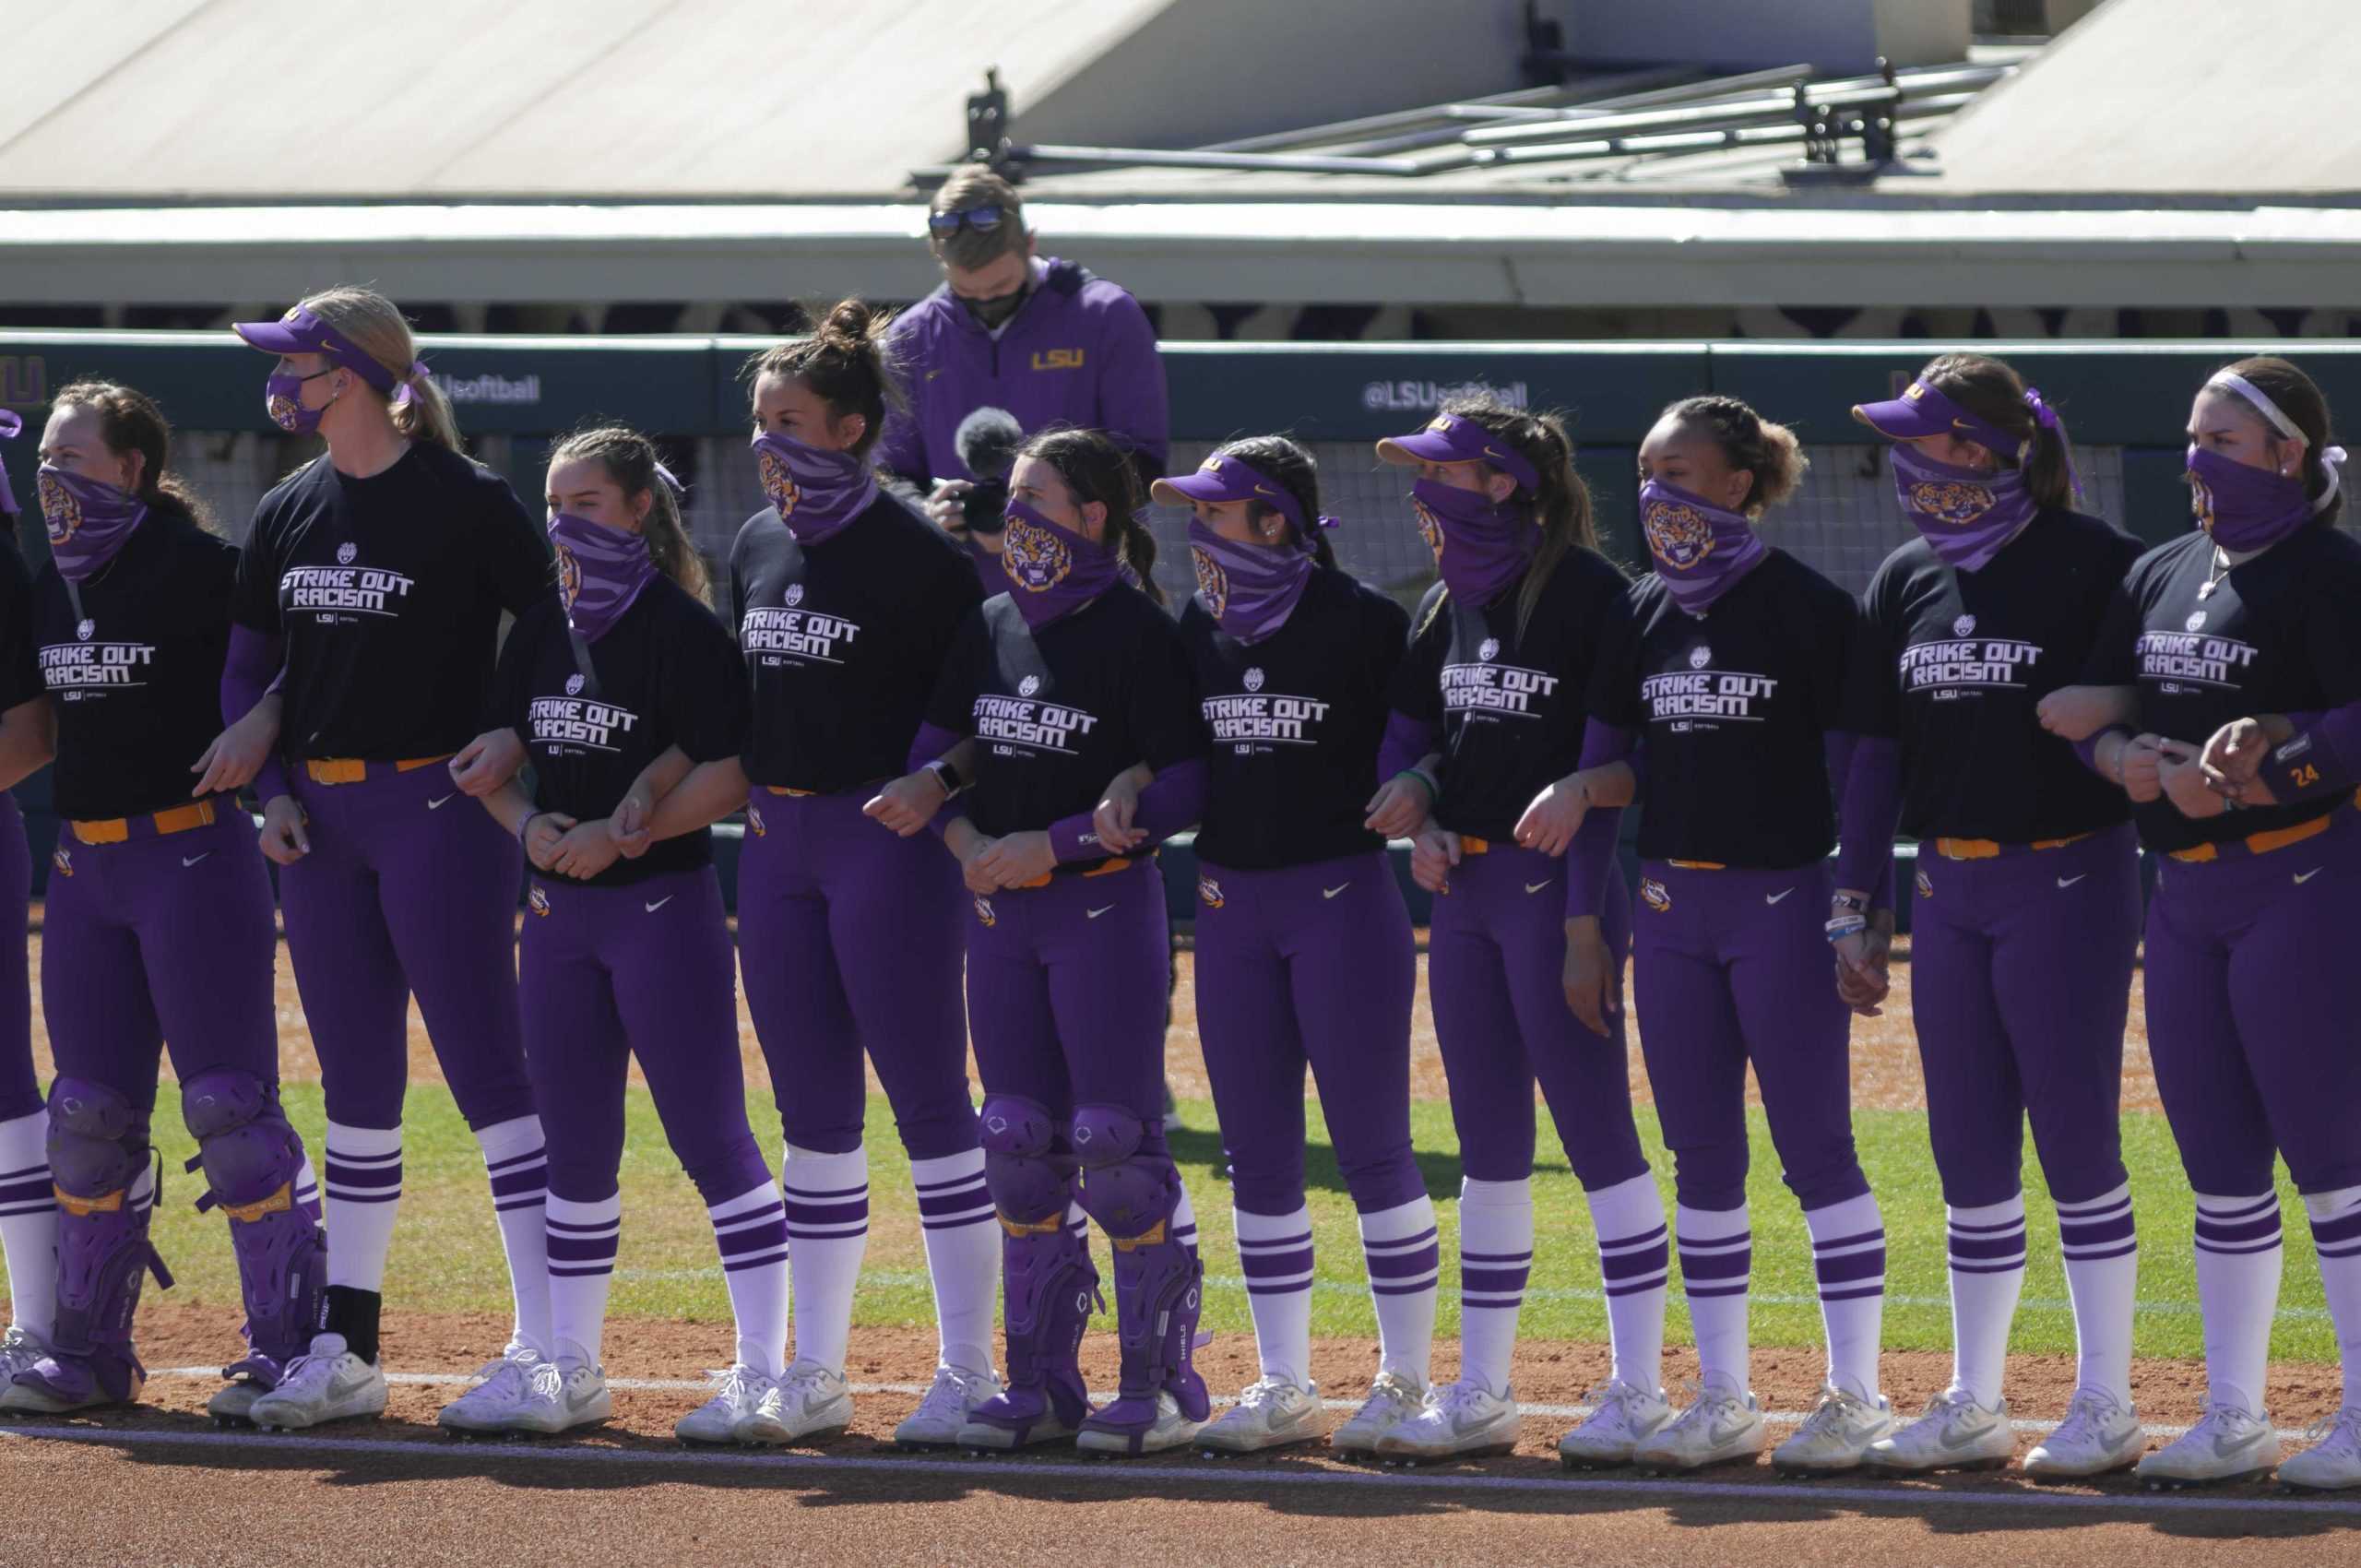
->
xmin=925 ymin=757 xmax=967 ymax=799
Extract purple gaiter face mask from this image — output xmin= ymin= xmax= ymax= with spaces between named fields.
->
xmin=1891 ymin=443 xmax=2038 ymax=572
xmin=548 ymin=512 xmax=658 ymax=641
xmin=1638 ymin=479 xmax=1767 ymax=617
xmin=0 ymin=410 xmax=19 ymax=517
xmin=750 ymin=431 xmax=879 ymax=547
xmin=37 ymin=465 xmax=148 ymax=583
xmin=1411 ymin=478 xmax=1536 ymax=608
xmin=1000 ymin=498 xmax=1124 ymax=630
xmin=2186 ymin=445 xmax=2330 ymax=552
xmin=1187 ymin=519 xmax=1313 ymax=644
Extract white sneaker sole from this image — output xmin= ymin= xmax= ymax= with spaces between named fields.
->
xmin=736 ymin=1396 xmax=853 ymax=1446
xmin=2023 ymin=1444 xmax=2141 ymax=1481
xmin=2278 ymin=1465 xmax=2361 ymax=1494
xmin=1373 ymin=1426 xmax=1521 ymax=1465
xmin=1636 ymin=1434 xmax=1766 ymax=1474
xmin=1196 ymin=1411 xmax=1323 ymax=1454
xmin=2138 ymin=1450 xmax=2280 ymax=1491
xmin=252 ymin=1388 xmax=387 ymax=1431
xmin=1862 ymin=1437 xmax=2013 ymax=1475
xmin=0 ymin=1381 xmax=127 ymax=1416
xmin=675 ymin=1413 xmax=745 ymax=1447
xmin=1076 ymin=1420 xmax=1203 ymax=1457
xmin=500 ymin=1396 xmax=614 ymax=1436
xmin=895 ymin=1405 xmax=994 ymax=1448
xmin=956 ymin=1414 xmax=1076 ymax=1452
xmin=208 ymin=1383 xmax=266 ymax=1428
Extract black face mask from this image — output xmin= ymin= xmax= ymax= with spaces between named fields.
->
xmin=962 ymin=285 xmax=1028 ymax=329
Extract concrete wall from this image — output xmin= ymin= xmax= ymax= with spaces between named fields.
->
xmin=1571 ymin=0 xmax=1971 ymax=72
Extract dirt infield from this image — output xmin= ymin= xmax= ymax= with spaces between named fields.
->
xmin=0 ymin=1304 xmax=2345 ymax=1568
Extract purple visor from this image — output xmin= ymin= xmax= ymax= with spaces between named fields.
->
xmin=0 ymin=411 xmax=18 ymax=440
xmin=231 ymin=306 xmax=415 ymax=398
xmin=1375 ymin=411 xmax=1540 ymax=494
xmin=1152 ymin=453 xmax=1310 ymax=536
xmin=1853 ymin=380 xmax=2026 ymax=466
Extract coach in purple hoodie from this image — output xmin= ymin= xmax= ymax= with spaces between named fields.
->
xmin=879 ymin=169 xmax=1170 ymax=581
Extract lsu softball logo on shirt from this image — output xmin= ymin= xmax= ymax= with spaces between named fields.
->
xmin=1898 ymin=617 xmax=2045 ymax=697
xmin=1191 ymin=543 xmax=1229 ymax=620
xmin=1642 ymin=496 xmax=1716 ymax=570
xmin=2136 ymin=620 xmax=2260 ymax=692
xmin=337 ymin=542 xmax=358 ymax=565
xmin=756 ymin=444 xmax=801 ymax=517
xmin=1905 ymin=480 xmax=1998 ymax=529
xmin=1639 ymin=875 xmax=1670 ymax=913
xmin=35 ymin=470 xmax=79 ymax=542
xmin=528 ymin=885 xmax=551 ymax=917
xmin=565 ymin=673 xmax=586 ymax=696
xmin=974 ymin=684 xmax=1101 ymax=757
xmin=972 ymin=894 xmax=996 ymax=928
xmin=742 ymin=584 xmax=861 ymax=666
xmin=1953 ymin=613 xmax=1976 ymax=637
xmin=1002 ymin=517 xmax=1073 ymax=594
xmin=1204 ymin=668 xmax=1331 ymax=752
xmin=40 ymin=626 xmax=159 ymax=699
xmin=1442 ymin=635 xmax=1556 ymax=721
xmin=281 ymin=542 xmax=417 ymax=622
xmin=1641 ymin=649 xmax=1777 ymax=730
xmin=1196 ymin=875 xmax=1225 ymax=909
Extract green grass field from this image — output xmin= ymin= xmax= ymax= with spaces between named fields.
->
xmin=67 ymin=1083 xmax=2334 ymax=1367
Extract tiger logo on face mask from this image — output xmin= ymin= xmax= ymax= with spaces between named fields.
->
xmin=2189 ymin=472 xmax=2220 ymax=535
xmin=1907 ymin=480 xmax=1997 ymax=529
xmin=1643 ymin=498 xmax=1715 ymax=571
xmin=1002 ymin=517 xmax=1073 ymax=593
xmin=553 ymin=540 xmax=582 ymax=612
xmin=37 ymin=470 xmax=80 ymax=545
xmin=756 ymin=445 xmax=801 ymax=517
xmin=1411 ymin=497 xmax=1444 ymax=564
xmin=1191 ymin=545 xmax=1228 ymax=619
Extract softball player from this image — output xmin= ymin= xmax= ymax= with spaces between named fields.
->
xmin=1538 ymin=396 xmax=1892 ymax=1474
xmin=1845 ymin=356 xmax=2148 ymax=1478
xmin=0 ymin=379 xmax=318 ymax=1425
xmin=0 ymin=413 xmax=64 ymax=1401
xmin=625 ymin=301 xmax=1000 ymax=1446
xmin=445 ymin=426 xmax=788 ymax=1441
xmin=1113 ymin=437 xmax=1435 ymax=1455
xmin=896 ymin=426 xmax=1209 ymax=1456
xmin=2043 ymin=357 xmax=2361 ymax=1490
xmin=1361 ymin=399 xmax=1668 ymax=1463
xmin=226 ymin=288 xmax=553 ymax=1430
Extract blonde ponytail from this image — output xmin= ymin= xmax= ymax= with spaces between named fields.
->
xmin=298 ymin=285 xmax=461 ymax=451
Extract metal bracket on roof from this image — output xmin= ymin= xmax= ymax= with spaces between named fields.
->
xmin=967 ymin=67 xmax=1012 ymax=163
xmin=1785 ymin=59 xmax=1903 ymax=184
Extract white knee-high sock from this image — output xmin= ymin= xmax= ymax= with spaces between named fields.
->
xmin=1456 ymin=1177 xmax=1532 ymax=1397
xmin=476 ymin=1115 xmax=551 ymax=1355
xmin=1677 ymin=1203 xmax=1751 ymax=1395
xmin=1945 ymin=1194 xmax=2026 ymax=1408
xmin=783 ymin=1144 xmax=869 ymax=1375
xmin=1588 ymin=1172 xmax=1668 ymax=1398
xmin=1236 ymin=1204 xmax=1315 ymax=1390
xmin=2055 ymin=1182 xmax=2138 ymax=1406
xmin=544 ymin=1192 xmax=620 ymax=1367
xmin=1805 ymin=1192 xmax=1886 ymax=1400
xmin=909 ymin=1148 xmax=998 ymax=1378
xmin=708 ymin=1182 xmax=789 ymax=1378
xmin=0 ymin=1109 xmax=55 ymax=1339
xmin=323 ymin=1122 xmax=403 ymax=1294
xmin=2193 ymin=1191 xmax=2283 ymax=1416
xmin=2303 ymin=1186 xmax=2361 ymax=1409
xmin=1358 ymin=1195 xmax=1439 ymax=1385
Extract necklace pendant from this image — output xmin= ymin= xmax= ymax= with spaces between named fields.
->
xmin=2198 ymin=579 xmax=2219 ymax=599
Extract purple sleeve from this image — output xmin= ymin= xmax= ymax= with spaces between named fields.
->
xmin=1093 ymin=292 xmax=1170 ymax=478
xmin=905 ymin=721 xmax=966 ymax=837
xmin=220 ymin=624 xmax=292 ymax=804
xmin=2262 ymin=707 xmax=2361 ymax=802
xmin=2071 ymin=724 xmax=2130 ymax=779
xmin=1833 ymin=735 xmax=1901 ymax=897
xmin=1050 ymin=759 xmax=1206 ymax=863
xmin=1566 ymin=720 xmax=1634 ymax=922
xmin=1375 ymin=710 xmax=1436 ymax=790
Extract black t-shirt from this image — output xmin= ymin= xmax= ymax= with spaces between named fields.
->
xmin=34 ymin=510 xmax=237 ymax=821
xmin=1857 ymin=509 xmax=2141 ymax=843
xmin=1180 ymin=564 xmax=1408 ymax=870
xmin=1590 ymin=549 xmax=1857 ymax=870
xmin=927 ymin=586 xmax=1201 ymax=869
xmin=730 ymin=492 xmax=983 ymax=794
xmin=0 ymin=536 xmax=42 ymax=718
xmin=491 ymin=577 xmax=747 ymax=888
xmin=231 ymin=444 xmax=555 ymax=761
xmin=1392 ymin=549 xmax=1627 ymax=843
xmin=2082 ymin=521 xmax=2361 ymax=853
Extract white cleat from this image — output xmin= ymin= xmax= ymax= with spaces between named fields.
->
xmin=502 ymin=1355 xmax=611 ymax=1436
xmin=0 ymin=1324 xmax=46 ymax=1391
xmin=1197 ymin=1376 xmax=1323 ymax=1454
xmin=736 ymin=1359 xmax=853 ymax=1445
xmin=437 ymin=1346 xmax=544 ymax=1436
xmin=2024 ymin=1386 xmax=2145 ymax=1480
xmin=2277 ymin=1407 xmax=2361 ymax=1493
xmin=1635 ymin=1382 xmax=1767 ymax=1473
xmin=1559 ymin=1379 xmax=1674 ymax=1469
xmin=207 ymin=1380 xmax=267 ymax=1427
xmin=1075 ymin=1390 xmax=1204 ymax=1456
xmin=1372 ymin=1378 xmax=1520 ymax=1464
xmin=894 ymin=1363 xmax=1004 ymax=1448
xmin=676 ymin=1364 xmax=773 ymax=1445
xmin=1865 ymin=1387 xmax=2013 ymax=1474
xmin=1327 ymin=1370 xmax=1426 ymax=1458
xmin=1774 ymin=1384 xmax=1894 ymax=1475
xmin=246 ymin=1335 xmax=388 ymax=1431
xmin=2135 ymin=1402 xmax=2280 ymax=1489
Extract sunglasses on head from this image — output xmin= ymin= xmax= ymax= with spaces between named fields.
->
xmin=929 ymin=204 xmax=1007 ymax=237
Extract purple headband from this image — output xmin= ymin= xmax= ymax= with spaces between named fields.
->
xmin=1375 ymin=412 xmax=1543 ymax=494
xmin=1150 ymin=453 xmax=1339 ymax=543
xmin=231 ymin=306 xmax=427 ymax=406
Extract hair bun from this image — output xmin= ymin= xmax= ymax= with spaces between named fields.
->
xmin=818 ymin=297 xmax=877 ymax=349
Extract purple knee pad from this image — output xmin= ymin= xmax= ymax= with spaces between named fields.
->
xmin=179 ymin=1070 xmax=326 ymax=1384
xmin=1070 ymin=1102 xmax=1145 ymax=1170
xmin=982 ymin=1094 xmax=1074 ymax=1225
xmin=980 ymin=1095 xmax=1055 ymax=1157
xmin=42 ymin=1080 xmax=171 ymax=1402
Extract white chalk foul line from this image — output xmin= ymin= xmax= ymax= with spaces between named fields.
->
xmin=142 ymin=1368 xmax=2314 ymax=1444
xmin=1 ymin=1420 xmax=2355 ymax=1521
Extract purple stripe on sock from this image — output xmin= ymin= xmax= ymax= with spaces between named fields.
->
xmin=723 ymin=1248 xmax=790 ymax=1273
xmin=2196 ymin=1235 xmax=2284 ymax=1256
xmin=921 ymin=1212 xmax=997 ymax=1230
xmin=1600 ymin=1222 xmax=1668 ymax=1251
xmin=547 ymin=1215 xmax=621 ymax=1233
xmin=548 ymin=1263 xmax=615 ymax=1278
xmin=489 ymin=1165 xmax=546 ymax=1200
xmin=1950 ymin=1259 xmax=2026 ymax=1275
xmin=0 ymin=1176 xmax=51 ymax=1206
xmin=1820 ymin=1283 xmax=1885 ymax=1301
xmin=718 ymin=1222 xmax=787 ymax=1260
xmin=325 ymin=1161 xmax=402 ymax=1191
xmin=1810 ymin=1228 xmax=1885 ymax=1253
xmin=1601 ymin=1241 xmax=1668 ymax=1283
xmin=0 ymin=1162 xmax=47 ymax=1182
xmin=2064 ymin=1240 xmax=2140 ymax=1263
xmin=2059 ymin=1213 xmax=2137 ymax=1248
xmin=1237 ymin=1229 xmax=1315 ymax=1252
xmin=1947 ymin=1229 xmax=2026 ymax=1263
xmin=1685 ymin=1282 xmax=1750 ymax=1299
xmin=2311 ymin=1207 xmax=2361 ymax=1247
xmin=1459 ymin=1250 xmax=1533 ymax=1265
xmin=1946 ymin=1213 xmax=2024 ymax=1235
xmin=1815 ymin=1248 xmax=1887 ymax=1286
xmin=2195 ymin=1212 xmax=2282 ymax=1247
xmin=0 ymin=1199 xmax=54 ymax=1218
xmin=784 ymin=1197 xmax=870 ymax=1229
xmin=912 ymin=1169 xmax=983 ymax=1194
xmin=1364 ymin=1225 xmax=1440 ymax=1253
xmin=485 ymin=1146 xmax=545 ymax=1174
xmin=1460 ymin=1265 xmax=1531 ymax=1296
xmin=1366 ymin=1244 xmax=1441 ymax=1281
xmin=915 ymin=1184 xmax=990 ymax=1218
xmin=546 ymin=1233 xmax=619 ymax=1265
xmin=1239 ymin=1247 xmax=1314 ymax=1279
xmin=1370 ymin=1278 xmax=1438 ymax=1297
xmin=2203 ymin=1194 xmax=2280 ymax=1223
xmin=326 ymin=1191 xmax=400 ymax=1205
xmin=781 ymin=1182 xmax=869 ymax=1202
xmin=1679 ymin=1247 xmax=1752 ymax=1283
xmin=1605 ymin=1273 xmax=1668 ymax=1298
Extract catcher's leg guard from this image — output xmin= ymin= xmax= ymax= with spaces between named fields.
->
xmin=182 ymin=1069 xmax=326 ymax=1390
xmin=967 ymin=1096 xmax=1097 ymax=1439
xmin=14 ymin=1078 xmax=171 ymax=1408
xmin=1071 ymin=1105 xmax=1208 ymax=1449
